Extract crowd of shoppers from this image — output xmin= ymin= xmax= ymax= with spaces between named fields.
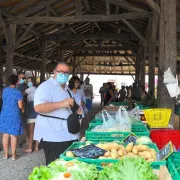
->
xmin=99 ymin=82 xmax=147 ymax=106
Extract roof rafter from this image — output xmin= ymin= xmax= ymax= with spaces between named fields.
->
xmin=8 ymin=12 xmax=152 ymax=24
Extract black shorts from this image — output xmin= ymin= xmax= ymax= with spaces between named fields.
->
xmin=42 ymin=139 xmax=77 ymax=165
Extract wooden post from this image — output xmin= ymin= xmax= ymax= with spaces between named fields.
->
xmin=40 ymin=41 xmax=47 ymax=83
xmin=140 ymin=46 xmax=146 ymax=87
xmin=80 ymin=74 xmax=84 ymax=81
xmin=5 ymin=24 xmax=16 ymax=85
xmin=158 ymin=0 xmax=176 ymax=111
xmin=149 ymin=14 xmax=158 ymax=96
xmin=135 ymin=52 xmax=140 ymax=84
xmin=72 ymin=57 xmax=76 ymax=76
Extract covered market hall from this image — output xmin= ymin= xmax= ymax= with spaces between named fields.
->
xmin=0 ymin=0 xmax=180 ymax=180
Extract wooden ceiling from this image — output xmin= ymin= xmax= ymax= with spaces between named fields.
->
xmin=0 ymin=0 xmax=178 ymax=75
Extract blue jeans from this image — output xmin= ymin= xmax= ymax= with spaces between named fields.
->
xmin=86 ymin=99 xmax=92 ymax=110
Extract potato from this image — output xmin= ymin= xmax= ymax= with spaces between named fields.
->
xmin=126 ymin=142 xmax=134 ymax=152
xmin=137 ymin=144 xmax=142 ymax=151
xmin=140 ymin=145 xmax=149 ymax=151
xmin=123 ymin=150 xmax=127 ymax=155
xmin=108 ymin=143 xmax=119 ymax=150
xmin=132 ymin=146 xmax=138 ymax=155
xmin=101 ymin=144 xmax=109 ymax=150
xmin=138 ymin=152 xmax=146 ymax=159
xmin=147 ymin=158 xmax=155 ymax=162
xmin=104 ymin=151 xmax=111 ymax=157
xmin=150 ymin=151 xmax=156 ymax=160
xmin=143 ymin=151 xmax=152 ymax=159
xmin=66 ymin=151 xmax=75 ymax=158
xmin=111 ymin=153 xmax=118 ymax=159
xmin=127 ymin=152 xmax=135 ymax=157
xmin=111 ymin=149 xmax=118 ymax=154
xmin=118 ymin=149 xmax=124 ymax=157
xmin=118 ymin=145 xmax=125 ymax=151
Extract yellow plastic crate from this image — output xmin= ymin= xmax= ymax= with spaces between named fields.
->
xmin=144 ymin=108 xmax=172 ymax=128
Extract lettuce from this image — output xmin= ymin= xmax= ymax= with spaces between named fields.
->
xmin=98 ymin=157 xmax=158 ymax=180
xmin=29 ymin=160 xmax=98 ymax=180
xmin=28 ymin=166 xmax=53 ymax=180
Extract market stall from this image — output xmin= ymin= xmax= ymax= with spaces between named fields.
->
xmin=28 ymin=103 xmax=180 ymax=180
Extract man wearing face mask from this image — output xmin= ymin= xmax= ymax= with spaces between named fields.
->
xmin=33 ymin=62 xmax=82 ymax=165
xmin=17 ymin=72 xmax=28 ymax=148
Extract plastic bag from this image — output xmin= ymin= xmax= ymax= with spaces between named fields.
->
xmin=128 ymin=106 xmax=140 ymax=122
xmin=163 ymin=68 xmax=177 ymax=84
xmin=165 ymin=76 xmax=180 ymax=98
xmin=115 ymin=106 xmax=132 ymax=132
xmin=92 ymin=110 xmax=119 ymax=132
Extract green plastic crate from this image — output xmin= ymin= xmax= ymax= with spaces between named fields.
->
xmin=60 ymin=142 xmax=165 ymax=170
xmin=167 ymin=159 xmax=180 ymax=180
xmin=85 ymin=124 xmax=149 ymax=141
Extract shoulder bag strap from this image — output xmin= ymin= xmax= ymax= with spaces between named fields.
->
xmin=38 ymin=113 xmax=67 ymax=120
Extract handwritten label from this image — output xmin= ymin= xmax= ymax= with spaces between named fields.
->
xmin=156 ymin=141 xmax=173 ymax=161
xmin=71 ymin=144 xmax=106 ymax=158
xmin=123 ymin=133 xmax=138 ymax=144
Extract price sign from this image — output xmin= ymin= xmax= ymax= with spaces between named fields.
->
xmin=156 ymin=141 xmax=173 ymax=161
xmin=71 ymin=144 xmax=106 ymax=158
xmin=123 ymin=133 xmax=138 ymax=144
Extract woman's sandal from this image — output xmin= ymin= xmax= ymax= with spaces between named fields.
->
xmin=23 ymin=149 xmax=32 ymax=153
xmin=3 ymin=155 xmax=8 ymax=160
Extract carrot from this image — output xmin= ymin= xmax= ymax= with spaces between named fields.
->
xmin=64 ymin=172 xmax=71 ymax=178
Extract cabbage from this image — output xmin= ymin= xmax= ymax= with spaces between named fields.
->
xmin=98 ymin=157 xmax=158 ymax=180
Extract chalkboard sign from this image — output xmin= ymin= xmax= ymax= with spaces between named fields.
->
xmin=156 ymin=141 xmax=173 ymax=161
xmin=123 ymin=133 xmax=138 ymax=144
xmin=71 ymin=144 xmax=106 ymax=158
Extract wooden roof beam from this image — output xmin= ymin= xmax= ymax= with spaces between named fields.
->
xmin=15 ymin=23 xmax=35 ymax=49
xmin=122 ymin=19 xmax=148 ymax=46
xmin=8 ymin=12 xmax=152 ymax=24
xmin=144 ymin=0 xmax=160 ymax=15
xmin=15 ymin=0 xmax=60 ymax=18
xmin=58 ymin=46 xmax=128 ymax=51
xmin=43 ymin=32 xmax=139 ymax=41
xmin=105 ymin=0 xmax=147 ymax=12
xmin=74 ymin=52 xmax=133 ymax=56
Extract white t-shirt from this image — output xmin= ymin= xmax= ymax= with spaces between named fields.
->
xmin=25 ymin=86 xmax=37 ymax=102
xmin=81 ymin=83 xmax=93 ymax=99
xmin=34 ymin=77 xmax=79 ymax=142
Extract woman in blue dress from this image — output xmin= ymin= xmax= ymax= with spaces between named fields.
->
xmin=0 ymin=75 xmax=24 ymax=160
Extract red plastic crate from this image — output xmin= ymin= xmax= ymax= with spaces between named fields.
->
xmin=150 ymin=130 xmax=180 ymax=150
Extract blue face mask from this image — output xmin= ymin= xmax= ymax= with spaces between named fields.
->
xmin=27 ymin=82 xmax=33 ymax=87
xmin=19 ymin=79 xmax=25 ymax=84
xmin=56 ymin=73 xmax=69 ymax=84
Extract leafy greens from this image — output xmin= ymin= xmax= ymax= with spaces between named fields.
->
xmin=98 ymin=157 xmax=158 ymax=180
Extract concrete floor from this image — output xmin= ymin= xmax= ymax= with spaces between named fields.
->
xmin=0 ymin=98 xmax=101 ymax=180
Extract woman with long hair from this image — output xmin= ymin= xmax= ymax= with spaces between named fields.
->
xmin=68 ymin=76 xmax=86 ymax=119
xmin=0 ymin=75 xmax=24 ymax=160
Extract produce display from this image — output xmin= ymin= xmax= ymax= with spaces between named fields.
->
xmin=29 ymin=159 xmax=98 ymax=180
xmin=98 ymin=157 xmax=158 ymax=180
xmin=65 ymin=141 xmax=157 ymax=163
xmin=29 ymin=102 xmax=175 ymax=180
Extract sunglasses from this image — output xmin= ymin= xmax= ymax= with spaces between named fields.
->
xmin=21 ymin=78 xmax=26 ymax=80
xmin=55 ymin=70 xmax=69 ymax=76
